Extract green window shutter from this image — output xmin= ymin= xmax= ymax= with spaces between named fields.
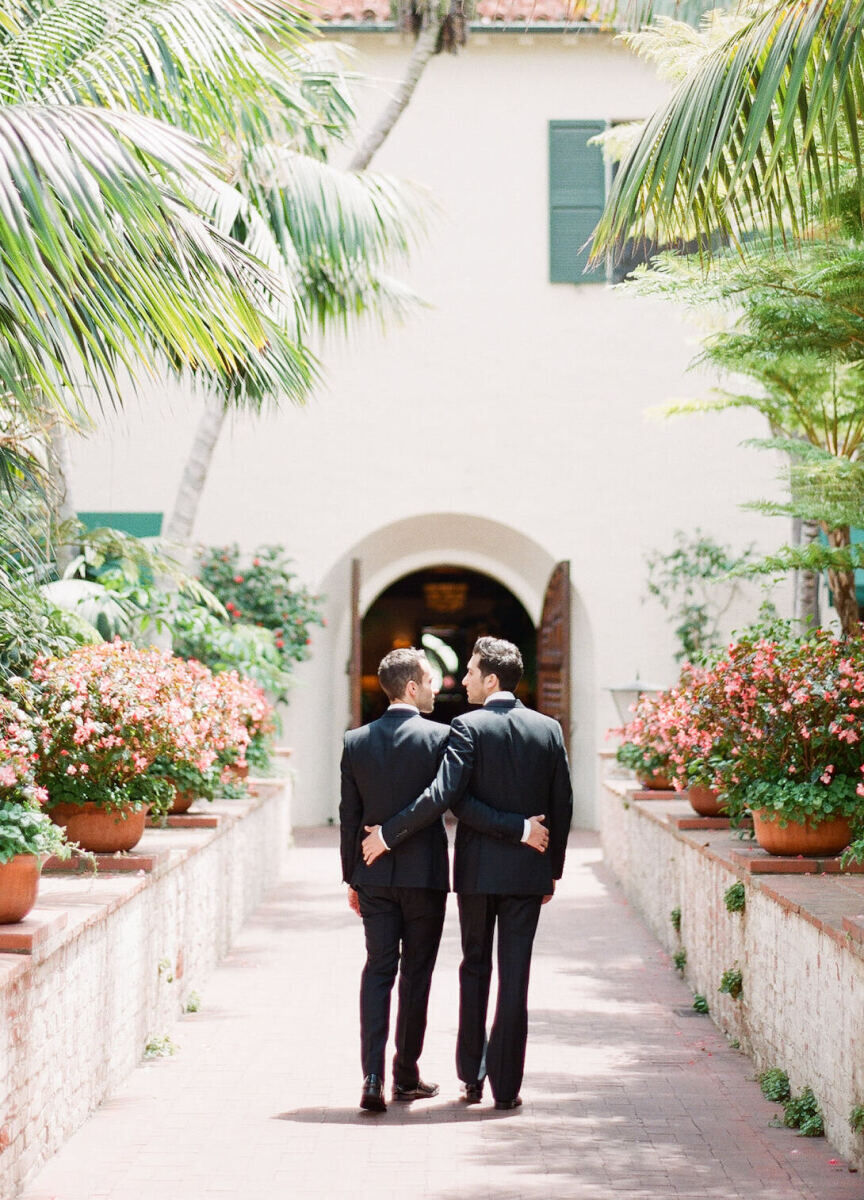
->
xmin=77 ymin=512 xmax=163 ymax=537
xmin=549 ymin=120 xmax=607 ymax=284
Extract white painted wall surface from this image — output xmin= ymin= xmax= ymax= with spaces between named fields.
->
xmin=68 ymin=33 xmax=789 ymax=828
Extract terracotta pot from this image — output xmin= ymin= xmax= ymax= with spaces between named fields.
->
xmin=636 ymin=771 xmax=672 ymax=791
xmin=169 ymin=789 xmax=196 ymax=815
xmin=0 ymin=854 xmax=41 ymax=924
xmin=228 ymin=762 xmax=249 ymax=781
xmin=687 ymin=786 xmax=727 ymax=818
xmin=752 ymin=809 xmax=853 ymax=857
xmin=48 ymin=801 xmax=146 ymax=853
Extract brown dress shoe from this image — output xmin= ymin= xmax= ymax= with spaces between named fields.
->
xmin=392 ymin=1080 xmax=439 ymax=1101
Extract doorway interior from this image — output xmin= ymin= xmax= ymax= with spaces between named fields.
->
xmin=360 ymin=566 xmax=537 ymax=725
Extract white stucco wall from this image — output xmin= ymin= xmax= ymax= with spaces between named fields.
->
xmin=68 ymin=32 xmax=788 ymax=828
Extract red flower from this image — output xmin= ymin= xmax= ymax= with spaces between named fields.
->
xmin=234 ymin=575 xmax=244 ymax=584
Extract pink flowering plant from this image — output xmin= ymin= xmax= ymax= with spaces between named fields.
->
xmin=211 ymin=671 xmax=273 ymax=775
xmin=671 ymin=629 xmax=864 ymax=844
xmin=0 ymin=695 xmax=66 ymax=862
xmin=614 ymin=691 xmax=676 ymax=780
xmin=32 ymin=641 xmax=248 ymax=818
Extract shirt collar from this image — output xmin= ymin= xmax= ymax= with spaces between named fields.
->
xmin=388 ymin=702 xmax=419 ymax=713
xmin=484 ymin=691 xmax=515 ymax=706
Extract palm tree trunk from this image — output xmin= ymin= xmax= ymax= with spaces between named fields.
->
xmin=795 ymin=517 xmax=820 ymax=629
xmin=43 ymin=415 xmax=78 ymax=576
xmin=165 ymin=393 xmax=227 ymax=544
xmin=348 ymin=9 xmax=443 ymax=171
xmin=824 ymin=524 xmax=860 ymax=637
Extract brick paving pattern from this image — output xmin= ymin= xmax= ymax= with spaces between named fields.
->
xmin=20 ymin=830 xmax=864 ymax=1200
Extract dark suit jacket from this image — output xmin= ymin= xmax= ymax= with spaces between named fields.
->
xmin=340 ymin=710 xmax=450 ymax=890
xmin=379 ymin=699 xmax=573 ymax=896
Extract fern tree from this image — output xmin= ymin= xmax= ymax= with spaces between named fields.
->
xmin=634 ymin=246 xmax=864 ymax=634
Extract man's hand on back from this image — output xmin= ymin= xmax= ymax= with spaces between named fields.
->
xmin=525 ymin=814 xmax=548 ymax=854
xmin=347 ymin=886 xmax=361 ymax=916
xmin=362 ymin=825 xmax=388 ymax=865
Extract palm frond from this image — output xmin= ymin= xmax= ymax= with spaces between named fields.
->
xmin=0 ymin=102 xmax=316 ymax=413
xmin=593 ymin=0 xmax=864 ymax=254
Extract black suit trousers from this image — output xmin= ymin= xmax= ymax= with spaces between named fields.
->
xmin=456 ymin=892 xmax=543 ymax=1103
xmin=357 ymin=885 xmax=446 ymax=1087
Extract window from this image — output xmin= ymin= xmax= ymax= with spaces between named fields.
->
xmin=548 ymin=119 xmax=665 ymax=286
xmin=548 ymin=120 xmax=607 ymax=285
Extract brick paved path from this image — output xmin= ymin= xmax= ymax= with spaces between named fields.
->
xmin=21 ymin=830 xmax=864 ymax=1200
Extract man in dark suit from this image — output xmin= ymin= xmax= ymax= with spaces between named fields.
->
xmin=362 ymin=636 xmax=572 ymax=1111
xmin=341 ymin=646 xmax=549 ymax=1115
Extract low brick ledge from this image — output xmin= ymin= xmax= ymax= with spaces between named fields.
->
xmin=602 ymin=776 xmax=864 ymax=1171
xmin=605 ymin=780 xmax=864 ymax=956
xmin=0 ymin=776 xmax=291 ymax=1198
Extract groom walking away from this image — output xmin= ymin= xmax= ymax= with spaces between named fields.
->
xmin=362 ymin=637 xmax=573 ymax=1111
xmin=339 ymin=648 xmax=448 ymax=1114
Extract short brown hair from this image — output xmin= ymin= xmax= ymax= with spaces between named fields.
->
xmin=473 ymin=636 xmax=523 ymax=692
xmin=378 ymin=648 xmax=427 ymax=702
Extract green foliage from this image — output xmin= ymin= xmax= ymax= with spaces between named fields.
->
xmin=627 ymin=243 xmax=864 ymax=635
xmin=849 ymin=1104 xmax=864 ymax=1134
xmin=171 ymin=607 xmax=291 ymax=702
xmin=646 ymin=529 xmax=754 ymax=662
xmin=670 ymin=906 xmax=682 ymax=932
xmin=724 ymin=882 xmax=746 ymax=913
xmin=0 ymin=801 xmax=67 ymax=864
xmin=615 ymin=739 xmax=669 ymax=776
xmin=672 ymin=948 xmax=687 ymax=972
xmin=744 ymin=775 xmax=863 ymax=830
xmin=198 ymin=545 xmax=322 ymax=661
xmin=143 ymin=1035 xmax=177 ymax=1060
xmin=185 ymin=991 xmax=201 ymax=1014
xmin=784 ymin=1087 xmax=824 ymax=1137
xmin=0 ymin=586 xmax=92 ymax=681
xmin=759 ymin=1068 xmax=791 ymax=1103
xmin=148 ymin=758 xmax=223 ymax=806
xmin=692 ymin=993 xmax=709 ymax=1014
xmin=592 ymin=1 xmax=864 ymax=252
xmin=719 ymin=967 xmax=743 ymax=999
xmin=195 ymin=545 xmax=323 ymax=689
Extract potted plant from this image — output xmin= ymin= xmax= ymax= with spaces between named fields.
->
xmin=32 ymin=642 xmax=228 ymax=851
xmin=659 ymin=666 xmax=730 ymax=817
xmin=0 ymin=695 xmax=67 ymax=922
xmin=613 ymin=692 xmax=675 ymax=790
xmin=691 ymin=628 xmax=864 ymax=855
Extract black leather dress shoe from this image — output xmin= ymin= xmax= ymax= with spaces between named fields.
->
xmin=494 ymin=1096 xmax=522 ymax=1110
xmin=392 ymin=1079 xmax=439 ymax=1102
xmin=460 ymin=1082 xmax=484 ymax=1104
xmin=360 ymin=1074 xmax=387 ymax=1112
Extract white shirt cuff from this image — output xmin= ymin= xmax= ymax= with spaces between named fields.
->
xmin=378 ymin=827 xmax=389 ymax=850
xmin=521 ymin=819 xmax=531 ymax=843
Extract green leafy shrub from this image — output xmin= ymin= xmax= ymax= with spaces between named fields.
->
xmin=692 ymin=994 xmax=709 ymax=1014
xmin=672 ymin=948 xmax=687 ymax=972
xmin=197 ymin=544 xmax=322 ymax=674
xmin=784 ymin=1088 xmax=824 ymax=1137
xmin=670 ymin=906 xmax=682 ymax=932
xmin=759 ymin=1068 xmax=791 ymax=1102
xmin=724 ymin=881 xmax=746 ymax=913
xmin=719 ymin=967 xmax=743 ymax=999
xmin=849 ymin=1104 xmax=864 ymax=1134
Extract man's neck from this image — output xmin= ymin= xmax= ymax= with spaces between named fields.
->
xmin=389 ymin=700 xmax=419 ymax=712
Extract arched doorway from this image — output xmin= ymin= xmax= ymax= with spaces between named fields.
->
xmin=360 ymin=566 xmax=538 ymax=725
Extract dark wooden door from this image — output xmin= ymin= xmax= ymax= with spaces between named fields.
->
xmin=348 ymin=558 xmax=362 ymax=729
xmin=536 ymin=560 xmax=571 ymax=753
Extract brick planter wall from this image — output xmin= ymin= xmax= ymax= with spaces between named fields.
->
xmin=0 ymin=780 xmax=291 ymax=1197
xmin=601 ymin=780 xmax=864 ymax=1169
